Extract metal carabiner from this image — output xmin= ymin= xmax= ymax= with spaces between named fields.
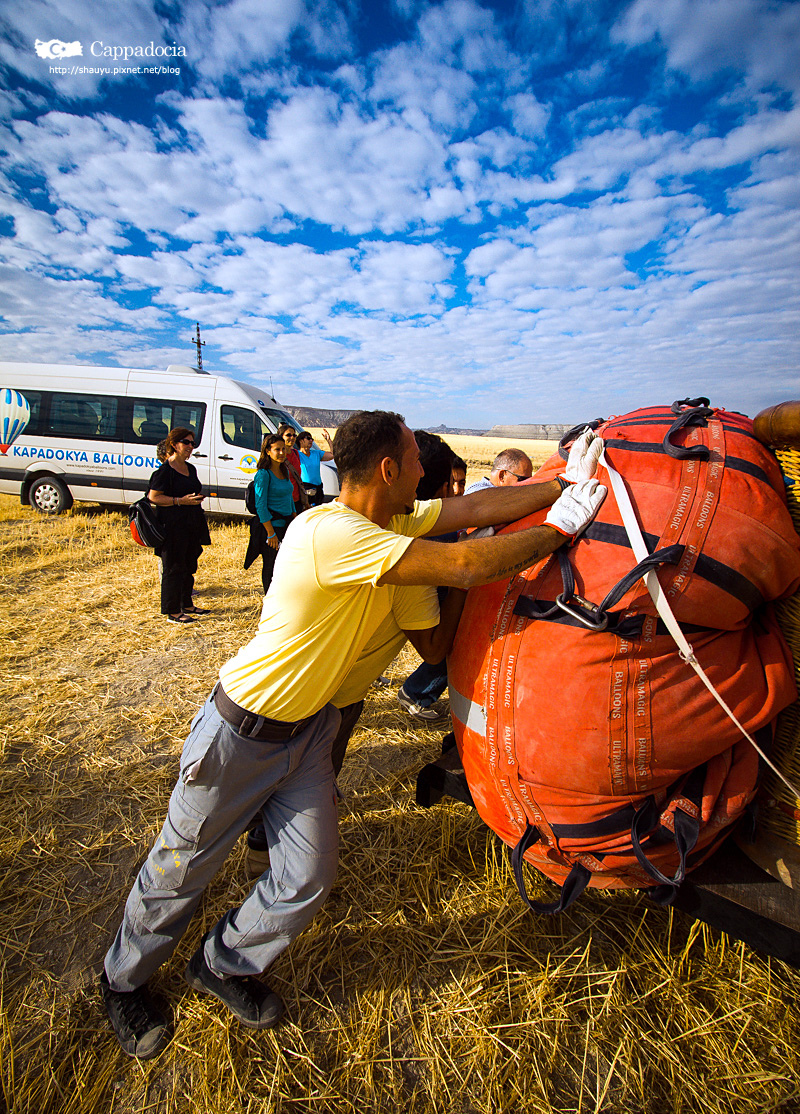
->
xmin=555 ymin=592 xmax=609 ymax=631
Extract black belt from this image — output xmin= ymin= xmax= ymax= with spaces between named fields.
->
xmin=213 ymin=684 xmax=312 ymax=742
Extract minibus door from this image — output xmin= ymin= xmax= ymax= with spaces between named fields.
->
xmin=122 ymin=396 xmax=212 ymax=504
xmin=210 ymin=402 xmax=274 ymax=514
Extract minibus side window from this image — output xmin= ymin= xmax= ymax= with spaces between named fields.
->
xmin=16 ymin=390 xmax=46 ymax=436
xmin=131 ymin=400 xmax=205 ymax=445
xmin=173 ymin=403 xmax=205 ymax=442
xmin=221 ymin=405 xmax=270 ymax=451
xmin=133 ymin=402 xmax=171 ymax=443
xmin=48 ymin=393 xmax=118 ymax=439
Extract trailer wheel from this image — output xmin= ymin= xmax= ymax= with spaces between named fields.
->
xmin=28 ymin=475 xmax=72 ymax=515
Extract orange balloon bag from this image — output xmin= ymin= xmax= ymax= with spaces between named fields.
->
xmin=448 ymin=400 xmax=800 ymax=912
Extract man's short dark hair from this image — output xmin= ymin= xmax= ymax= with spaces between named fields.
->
xmin=414 ymin=430 xmax=456 ymax=500
xmin=491 ymin=447 xmax=532 ymax=475
xmin=452 ymin=455 xmax=467 ymax=473
xmin=333 ymin=411 xmax=406 ymax=486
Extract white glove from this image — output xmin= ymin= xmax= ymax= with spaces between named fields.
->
xmin=564 ymin=427 xmax=604 ymax=484
xmin=545 ymin=478 xmax=607 ymax=537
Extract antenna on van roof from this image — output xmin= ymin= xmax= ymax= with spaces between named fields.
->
xmin=192 ymin=323 xmax=206 ymax=373
xmin=270 ymin=376 xmax=276 ymax=401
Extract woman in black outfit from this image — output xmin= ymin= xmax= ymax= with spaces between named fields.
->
xmin=147 ymin=427 xmax=211 ymax=624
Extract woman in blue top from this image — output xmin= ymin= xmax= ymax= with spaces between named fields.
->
xmin=243 ymin=435 xmax=296 ymax=593
xmin=296 ymin=429 xmax=334 ymax=506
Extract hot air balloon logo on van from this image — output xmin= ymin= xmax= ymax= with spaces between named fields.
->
xmin=1 ymin=389 xmax=30 ymax=454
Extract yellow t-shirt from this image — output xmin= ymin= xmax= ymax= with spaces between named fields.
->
xmin=218 ymin=499 xmax=442 ymax=720
xmin=331 ymin=584 xmax=439 ymax=708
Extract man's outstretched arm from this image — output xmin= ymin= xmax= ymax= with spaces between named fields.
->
xmin=380 ymin=522 xmax=562 ymax=589
xmin=426 ymin=429 xmax=603 ymax=537
xmin=380 ymin=479 xmax=607 ymax=590
xmin=427 ymin=478 xmax=563 ymax=537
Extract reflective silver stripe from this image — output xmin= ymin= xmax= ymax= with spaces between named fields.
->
xmin=449 ymin=684 xmax=486 ymax=738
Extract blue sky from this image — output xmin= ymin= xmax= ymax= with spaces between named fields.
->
xmin=1 ymin=0 xmax=798 ymax=429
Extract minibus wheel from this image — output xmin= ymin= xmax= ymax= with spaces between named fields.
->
xmin=29 ymin=475 xmax=73 ymax=514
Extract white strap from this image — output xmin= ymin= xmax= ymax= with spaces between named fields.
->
xmin=600 ymin=449 xmax=800 ymax=801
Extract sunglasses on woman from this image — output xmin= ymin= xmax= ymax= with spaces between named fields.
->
xmin=177 ymin=438 xmax=195 ymax=446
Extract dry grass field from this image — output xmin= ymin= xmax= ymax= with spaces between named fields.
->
xmin=1 ymin=435 xmax=799 ymax=1114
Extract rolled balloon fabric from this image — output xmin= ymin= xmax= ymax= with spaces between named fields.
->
xmin=754 ymin=401 xmax=800 ymax=449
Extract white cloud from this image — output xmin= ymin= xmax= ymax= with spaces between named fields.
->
xmin=505 ymin=91 xmax=550 ymax=138
xmin=416 ymin=0 xmax=509 ymax=72
xmin=177 ymin=0 xmax=354 ymax=85
xmin=369 ymin=41 xmax=479 ymax=130
xmin=346 ymin=241 xmax=454 ymax=313
xmin=613 ymin=0 xmax=800 ymax=96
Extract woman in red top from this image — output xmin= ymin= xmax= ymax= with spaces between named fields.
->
xmin=278 ymin=423 xmax=308 ymax=515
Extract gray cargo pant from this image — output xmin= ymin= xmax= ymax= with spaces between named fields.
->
xmin=104 ymin=693 xmax=340 ymax=991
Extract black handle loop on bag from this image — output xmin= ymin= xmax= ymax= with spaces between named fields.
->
xmin=513 ymin=545 xmax=684 ymax=632
xmin=671 ymin=397 xmax=710 ymax=414
xmin=511 ymin=824 xmax=593 ymax=914
xmin=596 ymin=544 xmax=684 ymax=613
xmin=558 ymin=418 xmax=606 ymax=461
xmin=630 ymin=765 xmax=705 ymax=898
xmin=663 ymin=403 xmax=714 ymax=460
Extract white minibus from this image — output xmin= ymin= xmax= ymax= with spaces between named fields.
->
xmin=0 ymin=361 xmax=339 ymax=515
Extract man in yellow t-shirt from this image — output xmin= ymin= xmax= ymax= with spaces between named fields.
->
xmin=100 ymin=411 xmax=605 ymax=1059
xmin=243 ymin=429 xmax=466 ymax=874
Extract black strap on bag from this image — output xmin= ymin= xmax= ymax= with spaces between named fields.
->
xmin=510 ymin=765 xmax=701 ymax=916
xmin=663 ymin=399 xmax=714 ymax=461
xmin=129 ymin=497 xmax=165 ymax=548
xmin=671 ymin=397 xmax=710 ymax=413
xmin=596 ymin=544 xmax=684 ymax=611
xmin=513 ymin=544 xmax=685 ymax=632
xmin=510 ymin=824 xmax=593 ymax=915
xmin=511 ymin=549 xmax=611 ymax=630
xmin=630 ymin=765 xmax=706 ymax=902
xmin=557 ymin=418 xmax=606 ymax=461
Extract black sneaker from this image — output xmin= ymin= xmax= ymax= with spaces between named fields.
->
xmin=246 ymin=824 xmax=270 ymax=876
xmin=99 ymin=971 xmax=169 ymax=1059
xmin=184 ymin=943 xmax=285 ymax=1029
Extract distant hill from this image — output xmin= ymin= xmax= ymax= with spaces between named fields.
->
xmin=284 ymin=410 xmax=572 ymax=441
xmin=284 ymin=406 xmax=356 ymax=429
xmin=285 ymin=410 xmax=489 ymax=434
xmin=426 ymin=423 xmax=575 ymax=440
xmin=487 ymin=423 xmax=573 ymax=440
xmin=423 ymin=424 xmax=490 ymax=436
